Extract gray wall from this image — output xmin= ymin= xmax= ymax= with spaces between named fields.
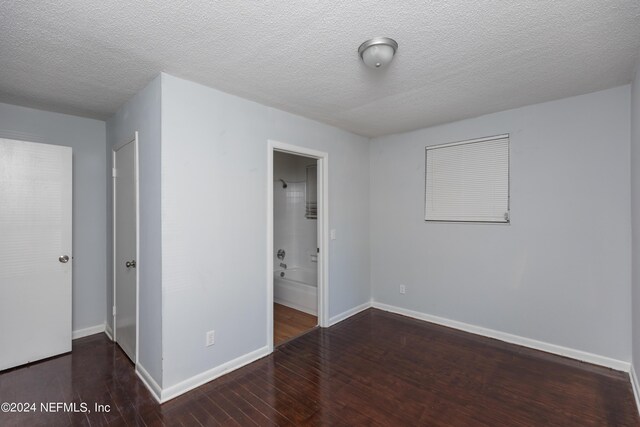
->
xmin=370 ymin=86 xmax=632 ymax=362
xmin=160 ymin=73 xmax=370 ymax=388
xmin=0 ymin=102 xmax=107 ymax=333
xmin=632 ymin=59 xmax=640 ymax=372
xmin=106 ymin=76 xmax=163 ymax=386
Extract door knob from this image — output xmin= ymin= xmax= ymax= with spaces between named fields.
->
xmin=125 ymin=260 xmax=136 ymax=268
xmin=59 ymin=255 xmax=69 ymax=263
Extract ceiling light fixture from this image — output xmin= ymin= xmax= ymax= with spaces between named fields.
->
xmin=358 ymin=37 xmax=398 ymax=69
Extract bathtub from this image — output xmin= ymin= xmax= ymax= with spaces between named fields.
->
xmin=274 ymin=267 xmax=317 ymax=315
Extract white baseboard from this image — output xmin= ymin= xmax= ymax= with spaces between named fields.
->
xmin=143 ymin=302 xmax=369 ymax=403
xmin=631 ymin=365 xmax=640 ymax=416
xmin=72 ymin=324 xmax=106 ymax=340
xmin=159 ymin=345 xmax=270 ymax=403
xmin=371 ymin=301 xmax=630 ymax=372
xmin=329 ymin=301 xmax=372 ymax=326
xmin=104 ymin=323 xmax=114 ymax=341
xmin=136 ymin=363 xmax=162 ymax=403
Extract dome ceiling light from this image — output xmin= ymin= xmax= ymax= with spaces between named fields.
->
xmin=358 ymin=37 xmax=398 ymax=69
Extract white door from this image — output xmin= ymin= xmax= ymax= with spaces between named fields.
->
xmin=0 ymin=138 xmax=72 ymax=371
xmin=114 ymin=138 xmax=137 ymax=362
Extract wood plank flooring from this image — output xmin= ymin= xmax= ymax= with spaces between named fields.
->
xmin=0 ymin=308 xmax=638 ymax=426
xmin=274 ymin=303 xmax=317 ymax=346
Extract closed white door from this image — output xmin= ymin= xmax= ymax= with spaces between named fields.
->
xmin=114 ymin=138 xmax=137 ymax=362
xmin=0 ymin=138 xmax=72 ymax=371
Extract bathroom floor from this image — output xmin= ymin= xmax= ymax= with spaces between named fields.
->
xmin=274 ymin=303 xmax=317 ymax=346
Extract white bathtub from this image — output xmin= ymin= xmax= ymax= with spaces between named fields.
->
xmin=274 ymin=267 xmax=317 ymax=315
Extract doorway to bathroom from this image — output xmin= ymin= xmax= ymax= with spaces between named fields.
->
xmin=267 ymin=140 xmax=328 ymax=351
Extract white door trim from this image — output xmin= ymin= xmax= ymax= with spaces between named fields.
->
xmin=267 ymin=139 xmax=329 ymax=353
xmin=112 ymin=132 xmax=140 ymax=365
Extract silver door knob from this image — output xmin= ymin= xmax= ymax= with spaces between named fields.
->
xmin=59 ymin=255 xmax=69 ymax=263
xmin=125 ymin=260 xmax=136 ymax=268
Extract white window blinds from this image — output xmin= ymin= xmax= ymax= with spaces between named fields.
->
xmin=425 ymin=135 xmax=509 ymax=223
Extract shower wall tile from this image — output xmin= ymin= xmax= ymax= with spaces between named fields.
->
xmin=274 ymin=152 xmax=318 ymax=280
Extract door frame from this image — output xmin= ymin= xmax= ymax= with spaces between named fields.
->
xmin=112 ymin=132 xmax=140 ymax=365
xmin=267 ymin=139 xmax=329 ymax=353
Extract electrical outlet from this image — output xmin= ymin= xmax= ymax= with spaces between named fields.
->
xmin=206 ymin=330 xmax=215 ymax=347
xmin=399 ymin=284 xmax=406 ymax=294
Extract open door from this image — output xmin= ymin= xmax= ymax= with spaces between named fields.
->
xmin=267 ymin=140 xmax=329 ymax=353
xmin=0 ymin=138 xmax=72 ymax=371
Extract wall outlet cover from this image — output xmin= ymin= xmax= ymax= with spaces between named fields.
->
xmin=206 ymin=330 xmax=215 ymax=347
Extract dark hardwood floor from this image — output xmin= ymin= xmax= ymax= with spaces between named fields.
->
xmin=1 ymin=308 xmax=638 ymax=426
xmin=274 ymin=303 xmax=317 ymax=346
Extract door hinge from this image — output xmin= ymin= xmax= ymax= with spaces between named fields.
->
xmin=112 ymin=306 xmax=116 ymax=316
xmin=112 ymin=168 xmax=117 ymax=178
xmin=317 ymin=247 xmax=320 ymax=253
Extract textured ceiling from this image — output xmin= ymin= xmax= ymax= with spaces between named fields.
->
xmin=1 ymin=1 xmax=639 ymax=137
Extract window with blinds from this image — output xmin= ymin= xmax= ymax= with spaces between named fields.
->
xmin=425 ymin=134 xmax=509 ymax=223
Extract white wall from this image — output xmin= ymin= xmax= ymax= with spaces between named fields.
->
xmin=273 ymin=151 xmax=318 ymax=273
xmin=631 ymin=58 xmax=640 ymax=372
xmin=370 ymin=86 xmax=632 ymax=362
xmin=0 ymin=102 xmax=107 ymax=333
xmin=106 ymin=76 xmax=163 ymax=386
xmin=160 ymin=73 xmax=370 ymax=388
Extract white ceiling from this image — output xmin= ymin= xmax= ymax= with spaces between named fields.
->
xmin=1 ymin=1 xmax=639 ymax=137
